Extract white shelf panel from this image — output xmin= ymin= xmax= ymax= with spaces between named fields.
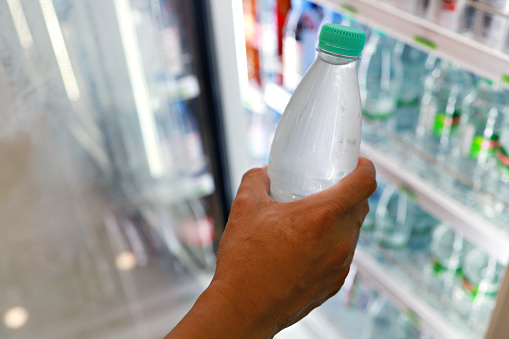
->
xmin=123 ymin=172 xmax=215 ymax=207
xmin=312 ymin=0 xmax=509 ymax=87
xmin=361 ymin=142 xmax=509 ymax=265
xmin=353 ymin=247 xmax=472 ymax=339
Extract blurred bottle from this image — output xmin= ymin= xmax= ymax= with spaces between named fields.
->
xmin=415 ymin=61 xmax=474 ymax=173
xmin=258 ymin=0 xmax=279 ymax=83
xmin=282 ymin=0 xmax=322 ymax=92
xmin=392 ymin=0 xmax=429 ymax=15
xmin=452 ymin=247 xmax=503 ymax=328
xmin=156 ymin=0 xmax=190 ymax=78
xmin=427 ymin=0 xmax=467 ymax=31
xmin=169 ymin=101 xmax=208 ymax=177
xmin=450 ymin=79 xmax=509 ymax=200
xmin=374 ymin=185 xmax=413 ymax=248
xmin=481 ymin=114 xmax=509 ymax=225
xmin=243 ymin=0 xmax=262 ymax=86
xmin=172 ymin=199 xmax=216 ymax=269
xmin=426 ymin=224 xmax=470 ymax=297
xmin=363 ymin=179 xmax=387 ymax=232
xmin=394 ymin=43 xmax=429 ymax=133
xmin=361 ymin=296 xmax=421 ymax=339
xmin=472 ymin=0 xmax=509 ymax=50
xmin=318 ymin=6 xmax=342 ymax=32
xmin=359 ymin=30 xmax=403 ymax=142
xmin=276 ymin=0 xmax=293 ymax=85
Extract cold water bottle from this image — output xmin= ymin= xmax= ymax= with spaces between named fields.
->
xmin=426 ymin=224 xmax=470 ymax=299
xmin=449 ymin=79 xmax=509 ymax=202
xmin=358 ymin=30 xmax=403 ymax=143
xmin=481 ymin=115 xmax=509 ymax=227
xmin=395 ymin=43 xmax=429 ymax=133
xmin=268 ymin=24 xmax=366 ymax=202
xmin=282 ymin=0 xmax=322 ymax=92
xmin=452 ymin=247 xmax=503 ymax=330
xmin=414 ymin=61 xmax=474 ymax=176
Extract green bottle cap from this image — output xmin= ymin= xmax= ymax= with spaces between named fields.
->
xmin=318 ymin=24 xmax=366 ymax=58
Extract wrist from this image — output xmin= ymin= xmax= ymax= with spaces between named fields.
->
xmin=166 ymin=280 xmax=277 ymax=339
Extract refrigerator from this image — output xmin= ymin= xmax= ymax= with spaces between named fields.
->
xmin=0 ymin=0 xmax=251 ymax=338
xmin=233 ymin=0 xmax=509 ymax=338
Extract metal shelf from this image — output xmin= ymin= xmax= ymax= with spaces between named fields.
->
xmin=353 ymin=245 xmax=473 ymax=339
xmin=122 ymin=172 xmax=215 ymax=207
xmin=312 ymin=0 xmax=509 ymax=87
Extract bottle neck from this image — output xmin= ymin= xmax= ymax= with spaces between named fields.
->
xmin=316 ymin=49 xmax=359 ymax=66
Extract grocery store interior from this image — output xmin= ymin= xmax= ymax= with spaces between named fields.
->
xmin=1 ymin=0 xmax=509 ymax=338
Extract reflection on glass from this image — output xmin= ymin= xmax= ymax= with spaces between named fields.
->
xmin=3 ymin=306 xmax=29 ymax=330
xmin=39 ymin=0 xmax=80 ymax=101
xmin=6 ymin=0 xmax=33 ymax=49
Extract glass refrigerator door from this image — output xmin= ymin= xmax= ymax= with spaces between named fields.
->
xmin=0 ymin=0 xmax=225 ymax=338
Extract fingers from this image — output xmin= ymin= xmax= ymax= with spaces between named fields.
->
xmin=302 ymin=157 xmax=377 ymax=214
xmin=234 ymin=167 xmax=271 ymax=202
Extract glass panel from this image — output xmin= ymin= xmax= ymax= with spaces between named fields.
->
xmin=0 ymin=0 xmax=217 ymax=337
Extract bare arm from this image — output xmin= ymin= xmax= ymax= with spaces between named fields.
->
xmin=165 ymin=157 xmax=377 ymax=339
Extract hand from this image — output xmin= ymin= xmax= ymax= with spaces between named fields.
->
xmin=166 ymin=157 xmax=376 ymax=339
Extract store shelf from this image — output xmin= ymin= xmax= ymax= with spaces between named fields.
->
xmin=353 ymin=243 xmax=474 ymax=339
xmin=361 ymin=141 xmax=509 ymax=266
xmin=123 ymin=172 xmax=215 ymax=207
xmin=312 ymin=0 xmax=509 ymax=87
xmin=152 ymin=74 xmax=201 ymax=102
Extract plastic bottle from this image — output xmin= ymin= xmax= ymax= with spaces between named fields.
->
xmin=363 ymin=179 xmax=387 ymax=232
xmin=361 ymin=296 xmax=420 ymax=339
xmin=392 ymin=0 xmax=428 ymax=15
xmin=268 ymin=24 xmax=366 ymax=202
xmin=472 ymin=0 xmax=509 ymax=50
xmin=374 ymin=184 xmax=438 ymax=248
xmin=243 ymin=0 xmax=262 ymax=86
xmin=393 ymin=43 xmax=429 ymax=133
xmin=452 ymin=248 xmax=503 ymax=328
xmin=481 ymin=114 xmax=509 ymax=226
xmin=282 ymin=0 xmax=322 ymax=92
xmin=449 ymin=79 xmax=509 ymax=201
xmin=426 ymin=224 xmax=469 ymax=297
xmin=276 ymin=0 xmax=292 ymax=85
xmin=427 ymin=0 xmax=467 ymax=31
xmin=414 ymin=61 xmax=474 ymax=175
xmin=358 ymin=30 xmax=403 ymax=141
xmin=169 ymin=101 xmax=208 ymax=177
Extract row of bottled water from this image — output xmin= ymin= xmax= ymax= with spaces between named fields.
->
xmin=386 ymin=0 xmax=509 ymax=52
xmin=363 ymin=178 xmax=504 ymax=331
xmin=360 ymin=25 xmax=509 ymax=228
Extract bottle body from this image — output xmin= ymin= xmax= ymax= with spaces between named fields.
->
xmin=374 ymin=184 xmax=437 ymax=248
xmin=395 ymin=43 xmax=429 ymax=133
xmin=449 ymin=81 xmax=509 ymax=201
xmin=482 ymin=115 xmax=509 ymax=225
xmin=452 ymin=248 xmax=503 ymax=329
xmin=426 ymin=224 xmax=469 ymax=297
xmin=282 ymin=0 xmax=322 ymax=91
xmin=472 ymin=0 xmax=509 ymax=50
xmin=268 ymin=51 xmax=362 ymax=202
xmin=358 ymin=31 xmax=403 ymax=145
xmin=414 ymin=62 xmax=474 ymax=175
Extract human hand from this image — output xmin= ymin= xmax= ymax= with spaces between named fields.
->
xmin=166 ymin=157 xmax=376 ymax=339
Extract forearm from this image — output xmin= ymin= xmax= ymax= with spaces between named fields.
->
xmin=165 ymin=284 xmax=274 ymax=339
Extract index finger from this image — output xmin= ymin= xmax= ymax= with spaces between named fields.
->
xmin=301 ymin=157 xmax=377 ymax=213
